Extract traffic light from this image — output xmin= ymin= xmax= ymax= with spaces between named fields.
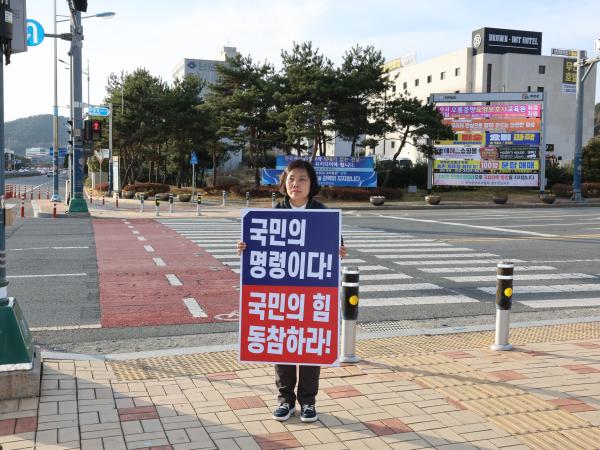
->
xmin=83 ymin=119 xmax=93 ymax=142
xmin=72 ymin=0 xmax=88 ymax=12
xmin=91 ymin=119 xmax=102 ymax=140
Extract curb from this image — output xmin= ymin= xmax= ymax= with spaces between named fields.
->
xmin=40 ymin=315 xmax=600 ymax=362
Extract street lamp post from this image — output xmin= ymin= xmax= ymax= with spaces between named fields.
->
xmin=572 ymin=45 xmax=600 ymax=202
xmin=51 ymin=0 xmax=61 ymax=201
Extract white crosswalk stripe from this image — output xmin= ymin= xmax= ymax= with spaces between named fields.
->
xmin=445 ymin=273 xmax=595 ymax=283
xmin=359 ymin=247 xmax=475 ymax=253
xmin=360 ymin=273 xmax=412 ymax=281
xmin=395 ymin=259 xmax=526 ymax=266
xmin=420 ymin=265 xmax=556 ymax=273
xmin=479 ymin=284 xmax=600 ymax=294
xmin=380 ymin=252 xmax=499 ymax=259
xmin=519 ymin=298 xmax=600 ymax=308
xmin=349 ymin=242 xmax=445 ymax=248
xmin=360 ymin=295 xmax=479 ymax=306
xmin=360 ymin=283 xmax=442 ymax=292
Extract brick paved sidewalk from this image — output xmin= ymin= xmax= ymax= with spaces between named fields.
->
xmin=1 ymin=323 xmax=600 ymax=450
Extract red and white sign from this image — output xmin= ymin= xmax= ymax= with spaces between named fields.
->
xmin=239 ymin=209 xmax=341 ymax=366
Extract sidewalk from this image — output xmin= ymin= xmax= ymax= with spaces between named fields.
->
xmin=1 ymin=322 xmax=599 ymax=449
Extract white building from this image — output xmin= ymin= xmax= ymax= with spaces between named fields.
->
xmin=172 ymin=47 xmax=238 ymax=98
xmin=368 ymin=27 xmax=597 ymax=164
xmin=173 ymin=47 xmax=242 ymax=170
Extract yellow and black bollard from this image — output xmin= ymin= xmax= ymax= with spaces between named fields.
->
xmin=340 ymin=266 xmax=360 ymax=363
xmin=155 ymin=194 xmax=160 ymax=217
xmin=197 ymin=195 xmax=202 ymax=216
xmin=271 ymin=192 xmax=276 ymax=207
xmin=222 ymin=190 xmax=227 ymax=206
xmin=491 ymin=261 xmax=514 ymax=351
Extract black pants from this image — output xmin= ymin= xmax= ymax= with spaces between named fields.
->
xmin=275 ymin=364 xmax=320 ymax=406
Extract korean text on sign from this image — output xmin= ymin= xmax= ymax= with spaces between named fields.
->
xmin=239 ymin=209 xmax=341 ymax=365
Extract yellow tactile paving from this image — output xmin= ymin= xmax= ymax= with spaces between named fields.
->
xmin=109 ymin=321 xmax=600 ymax=381
xmin=437 ymin=383 xmax=524 ymax=401
xmin=489 ymin=410 xmax=590 ymax=434
xmin=110 ymin=352 xmax=263 ymax=381
xmin=519 ymin=427 xmax=600 ymax=450
xmin=355 ymin=321 xmax=600 ymax=357
xmin=414 ymin=371 xmax=496 ymax=388
xmin=460 ymin=394 xmax=556 ymax=416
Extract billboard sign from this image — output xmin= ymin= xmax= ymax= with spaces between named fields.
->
xmin=551 ymin=48 xmax=585 ymax=58
xmin=486 ymin=132 xmax=540 ymax=146
xmin=434 ymin=146 xmax=539 ymax=160
xmin=562 ymin=58 xmax=577 ymax=84
xmin=472 ymin=27 xmax=542 ymax=55
xmin=433 ymin=173 xmax=538 ymax=187
xmin=239 ymin=209 xmax=341 ymax=366
xmin=443 ymin=118 xmax=541 ymax=133
xmin=434 ymin=159 xmax=539 ymax=173
xmin=437 ymin=104 xmax=541 ymax=119
xmin=436 ymin=133 xmax=485 ymax=146
xmin=431 ymin=92 xmax=543 ymax=103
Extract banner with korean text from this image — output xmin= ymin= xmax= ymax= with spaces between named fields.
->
xmin=437 ymin=103 xmax=541 ymax=119
xmin=239 ymin=209 xmax=341 ymax=366
xmin=261 ymin=156 xmax=377 ymax=188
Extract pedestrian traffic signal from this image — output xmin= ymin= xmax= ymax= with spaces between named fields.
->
xmin=83 ymin=119 xmax=93 ymax=141
xmin=91 ymin=119 xmax=102 ymax=140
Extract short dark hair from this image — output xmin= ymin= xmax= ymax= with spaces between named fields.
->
xmin=278 ymin=159 xmax=321 ymax=198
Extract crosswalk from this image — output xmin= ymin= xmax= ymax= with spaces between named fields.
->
xmin=159 ymin=218 xmax=600 ymax=311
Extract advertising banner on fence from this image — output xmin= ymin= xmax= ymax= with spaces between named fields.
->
xmin=436 ymin=133 xmax=485 ymax=146
xmin=486 ymin=132 xmax=540 ymax=146
xmin=442 ymin=118 xmax=541 ymax=133
xmin=434 ymin=146 xmax=481 ymax=159
xmin=261 ymin=156 xmax=377 ymax=187
xmin=434 ymin=146 xmax=539 ymax=160
xmin=239 ymin=209 xmax=341 ymax=366
xmin=433 ymin=173 xmax=538 ymax=187
xmin=434 ymin=159 xmax=539 ymax=173
xmin=437 ymin=103 xmax=541 ymax=119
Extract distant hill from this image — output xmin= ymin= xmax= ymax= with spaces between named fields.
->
xmin=4 ymin=114 xmax=69 ymax=156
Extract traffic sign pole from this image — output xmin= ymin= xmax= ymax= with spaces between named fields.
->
xmin=190 ymin=152 xmax=198 ymax=200
xmin=108 ymin=102 xmax=113 ymax=195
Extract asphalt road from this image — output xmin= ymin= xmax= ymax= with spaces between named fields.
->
xmin=7 ymin=205 xmax=600 ymax=355
xmin=342 ymin=207 xmax=600 ymax=323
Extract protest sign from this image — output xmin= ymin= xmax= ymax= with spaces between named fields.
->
xmin=239 ymin=209 xmax=341 ymax=366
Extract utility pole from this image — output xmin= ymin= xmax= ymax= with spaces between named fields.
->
xmin=0 ymin=4 xmax=8 ymax=300
xmin=0 ymin=0 xmax=41 ymax=397
xmin=572 ymin=46 xmax=600 ymax=202
xmin=67 ymin=4 xmax=88 ymax=213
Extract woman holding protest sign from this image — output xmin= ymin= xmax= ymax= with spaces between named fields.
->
xmin=237 ymin=159 xmax=347 ymax=423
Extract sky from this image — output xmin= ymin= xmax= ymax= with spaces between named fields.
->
xmin=4 ymin=0 xmax=600 ymax=122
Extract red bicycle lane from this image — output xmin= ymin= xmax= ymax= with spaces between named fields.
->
xmin=93 ymin=218 xmax=240 ymax=328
